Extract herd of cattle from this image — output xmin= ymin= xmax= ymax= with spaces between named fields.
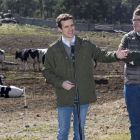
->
xmin=0 ymin=48 xmax=47 ymax=98
xmin=0 ymin=48 xmax=47 ymax=71
xmin=15 ymin=48 xmax=47 ymax=71
xmin=0 ymin=47 xmax=97 ymax=98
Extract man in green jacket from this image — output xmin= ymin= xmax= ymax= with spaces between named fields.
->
xmin=42 ymin=13 xmax=129 ymax=140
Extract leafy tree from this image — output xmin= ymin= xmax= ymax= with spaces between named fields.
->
xmin=17 ymin=0 xmax=38 ymax=17
xmin=2 ymin=0 xmax=38 ymax=17
xmin=0 ymin=0 xmax=3 ymax=12
xmin=53 ymin=0 xmax=82 ymax=18
xmin=44 ymin=0 xmax=57 ymax=18
xmin=1 ymin=0 xmax=140 ymax=24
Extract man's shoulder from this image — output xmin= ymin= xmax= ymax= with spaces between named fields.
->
xmin=126 ymin=30 xmax=136 ymax=36
xmin=49 ymin=37 xmax=61 ymax=48
xmin=76 ymin=35 xmax=89 ymax=41
xmin=82 ymin=37 xmax=90 ymax=42
xmin=75 ymin=35 xmax=90 ymax=44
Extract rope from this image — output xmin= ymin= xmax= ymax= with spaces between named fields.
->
xmin=0 ymin=127 xmax=25 ymax=138
xmin=0 ymin=102 xmax=55 ymax=113
xmin=97 ymin=90 xmax=123 ymax=95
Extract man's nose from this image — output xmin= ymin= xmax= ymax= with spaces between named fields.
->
xmin=69 ymin=26 xmax=72 ymax=30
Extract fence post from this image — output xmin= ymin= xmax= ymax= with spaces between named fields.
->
xmin=24 ymin=87 xmax=29 ymax=140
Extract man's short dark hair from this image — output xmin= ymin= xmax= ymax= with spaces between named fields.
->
xmin=134 ymin=5 xmax=140 ymax=16
xmin=56 ymin=13 xmax=73 ymax=29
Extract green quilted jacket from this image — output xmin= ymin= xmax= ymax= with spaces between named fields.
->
xmin=42 ymin=35 xmax=118 ymax=107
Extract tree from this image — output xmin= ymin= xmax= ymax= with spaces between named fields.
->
xmin=1 ymin=0 xmax=140 ymax=24
xmin=2 ymin=0 xmax=38 ymax=17
xmin=44 ymin=0 xmax=57 ymax=18
xmin=0 ymin=0 xmax=3 ymax=12
xmin=53 ymin=0 xmax=82 ymax=18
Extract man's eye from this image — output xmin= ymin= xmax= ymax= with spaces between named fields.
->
xmin=132 ymin=19 xmax=140 ymax=22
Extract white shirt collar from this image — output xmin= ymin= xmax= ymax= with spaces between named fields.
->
xmin=136 ymin=32 xmax=140 ymax=36
xmin=62 ymin=35 xmax=75 ymax=47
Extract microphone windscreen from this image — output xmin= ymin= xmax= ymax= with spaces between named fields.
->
xmin=70 ymin=42 xmax=75 ymax=54
xmin=70 ymin=42 xmax=74 ymax=47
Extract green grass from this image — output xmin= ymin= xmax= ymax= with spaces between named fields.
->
xmin=93 ymin=132 xmax=130 ymax=140
xmin=79 ymin=31 xmax=123 ymax=50
xmin=0 ymin=24 xmax=60 ymax=36
xmin=0 ymin=125 xmax=57 ymax=140
xmin=0 ymin=24 xmax=35 ymax=35
xmin=5 ymin=55 xmax=14 ymax=58
xmin=0 ymin=23 xmax=124 ymax=50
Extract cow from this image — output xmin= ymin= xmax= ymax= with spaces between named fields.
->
xmin=15 ymin=48 xmax=47 ymax=71
xmin=42 ymin=53 xmax=45 ymax=64
xmin=37 ymin=49 xmax=47 ymax=64
xmin=0 ymin=85 xmax=24 ymax=98
xmin=15 ymin=48 xmax=40 ymax=71
xmin=0 ymin=75 xmax=24 ymax=98
xmin=0 ymin=49 xmax=5 ymax=69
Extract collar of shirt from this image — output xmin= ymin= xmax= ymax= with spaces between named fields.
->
xmin=62 ymin=35 xmax=75 ymax=47
xmin=137 ymin=32 xmax=140 ymax=36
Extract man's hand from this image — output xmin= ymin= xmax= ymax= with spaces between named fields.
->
xmin=62 ymin=81 xmax=75 ymax=90
xmin=116 ymin=46 xmax=129 ymax=59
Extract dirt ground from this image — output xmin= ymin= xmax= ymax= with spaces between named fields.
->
xmin=0 ymin=28 xmax=130 ymax=140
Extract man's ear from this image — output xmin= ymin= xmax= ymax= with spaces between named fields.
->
xmin=58 ymin=27 xmax=62 ymax=33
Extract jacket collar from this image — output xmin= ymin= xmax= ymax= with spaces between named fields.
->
xmin=57 ymin=35 xmax=81 ymax=51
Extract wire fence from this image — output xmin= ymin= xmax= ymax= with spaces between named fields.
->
xmin=0 ymin=88 xmax=129 ymax=140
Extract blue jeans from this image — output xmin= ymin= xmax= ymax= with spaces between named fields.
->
xmin=124 ymin=85 xmax=140 ymax=140
xmin=57 ymin=104 xmax=89 ymax=140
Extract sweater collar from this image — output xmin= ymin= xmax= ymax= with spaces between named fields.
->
xmin=57 ymin=35 xmax=81 ymax=52
xmin=62 ymin=35 xmax=75 ymax=47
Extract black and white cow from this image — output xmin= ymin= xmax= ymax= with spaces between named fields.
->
xmin=0 ymin=49 xmax=5 ymax=69
xmin=15 ymin=48 xmax=48 ymax=71
xmin=42 ymin=54 xmax=45 ymax=64
xmin=0 ymin=85 xmax=24 ymax=98
xmin=0 ymin=75 xmax=23 ymax=98
xmin=15 ymin=48 xmax=40 ymax=71
xmin=37 ymin=49 xmax=47 ymax=64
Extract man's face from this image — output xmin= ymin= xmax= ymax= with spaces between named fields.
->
xmin=132 ymin=15 xmax=140 ymax=33
xmin=58 ymin=19 xmax=75 ymax=42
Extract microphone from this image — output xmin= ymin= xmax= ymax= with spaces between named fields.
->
xmin=70 ymin=42 xmax=75 ymax=57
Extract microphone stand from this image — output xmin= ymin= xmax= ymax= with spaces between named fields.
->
xmin=71 ymin=44 xmax=82 ymax=140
